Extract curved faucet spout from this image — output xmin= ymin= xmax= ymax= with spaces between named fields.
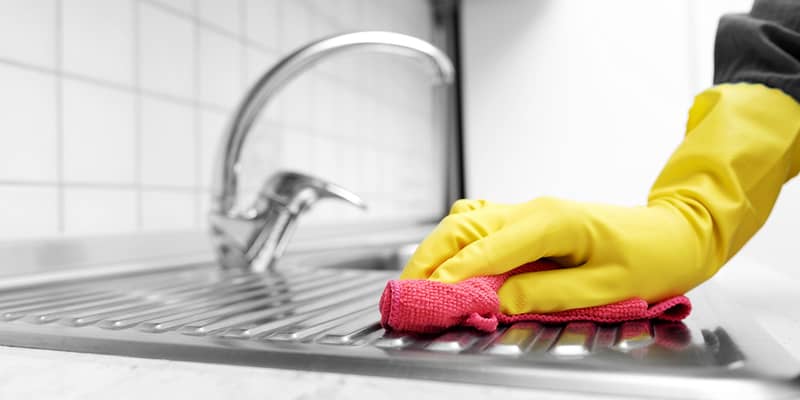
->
xmin=212 ymin=31 xmax=456 ymax=215
xmin=208 ymin=31 xmax=455 ymax=273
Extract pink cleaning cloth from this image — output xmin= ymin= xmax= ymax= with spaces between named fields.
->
xmin=379 ymin=261 xmax=692 ymax=333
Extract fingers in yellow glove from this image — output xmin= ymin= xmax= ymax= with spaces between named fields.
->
xmin=448 ymin=199 xmax=494 ymax=214
xmin=400 ymin=199 xmax=505 ymax=280
xmin=429 ymin=198 xmax=590 ymax=282
xmin=399 ymin=83 xmax=800 ymax=315
xmin=401 ymin=198 xmax=584 ymax=281
xmin=497 ymin=265 xmax=628 ymax=315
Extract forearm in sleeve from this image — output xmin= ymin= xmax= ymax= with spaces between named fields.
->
xmin=715 ymin=0 xmax=800 ymax=102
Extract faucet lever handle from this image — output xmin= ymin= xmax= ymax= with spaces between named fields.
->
xmin=310 ymin=179 xmax=368 ymax=211
xmin=258 ymin=171 xmax=367 ymax=216
xmin=240 ymin=171 xmax=366 ymax=272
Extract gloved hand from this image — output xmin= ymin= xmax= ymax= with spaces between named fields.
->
xmin=401 ymin=83 xmax=800 ymax=315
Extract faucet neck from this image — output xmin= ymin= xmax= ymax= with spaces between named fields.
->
xmin=212 ymin=31 xmax=455 ymax=215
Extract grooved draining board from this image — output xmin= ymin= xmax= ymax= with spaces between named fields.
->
xmin=0 ymin=262 xmax=797 ymax=398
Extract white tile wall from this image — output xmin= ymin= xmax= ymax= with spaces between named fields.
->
xmin=63 ymin=188 xmax=137 ymax=235
xmin=62 ymin=79 xmax=137 ymax=184
xmin=0 ymin=64 xmax=58 ymax=182
xmin=61 ymin=0 xmax=135 ymax=86
xmin=141 ymin=190 xmax=195 ymax=230
xmin=0 ymin=0 xmax=443 ymax=242
xmin=244 ymin=0 xmax=281 ymax=50
xmin=0 ymin=185 xmax=59 ymax=240
xmin=151 ymin=0 xmax=193 ymax=14
xmin=199 ymin=109 xmax=229 ymax=187
xmin=244 ymin=48 xmax=278 ymax=93
xmin=139 ymin=2 xmax=195 ymax=99
xmin=197 ymin=28 xmax=243 ymax=108
xmin=280 ymin=1 xmax=312 ymax=52
xmin=0 ymin=0 xmax=56 ymax=68
xmin=140 ymin=96 xmax=196 ymax=187
xmin=196 ymin=0 xmax=241 ymax=35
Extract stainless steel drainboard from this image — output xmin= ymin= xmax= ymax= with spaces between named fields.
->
xmin=0 ymin=261 xmax=798 ymax=398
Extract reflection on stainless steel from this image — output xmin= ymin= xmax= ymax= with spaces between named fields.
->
xmin=551 ymin=322 xmax=595 ymax=358
xmin=485 ymin=322 xmax=542 ymax=356
xmin=210 ymin=171 xmax=368 ymax=273
xmin=425 ymin=330 xmax=480 ymax=353
xmin=0 ymin=247 xmax=797 ymax=398
xmin=704 ymin=327 xmax=748 ymax=369
xmin=654 ymin=322 xmax=692 ymax=349
xmin=209 ymin=31 xmax=455 ymax=273
xmin=614 ymin=321 xmax=655 ymax=352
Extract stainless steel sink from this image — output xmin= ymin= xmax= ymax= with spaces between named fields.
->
xmin=0 ymin=240 xmax=798 ymax=399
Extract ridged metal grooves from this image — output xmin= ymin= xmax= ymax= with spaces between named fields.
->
xmin=0 ymin=266 xmax=381 ymax=340
xmin=0 ymin=264 xmax=733 ymax=361
xmin=1 ymin=263 xmax=799 ymax=398
xmin=0 ymin=250 xmax=800 ymax=398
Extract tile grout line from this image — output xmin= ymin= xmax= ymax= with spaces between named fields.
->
xmin=230 ymin=0 xmax=248 ymax=216
xmin=237 ymin=0 xmax=248 ymax=201
xmin=141 ymin=0 xmax=264 ymax=48
xmin=0 ymin=56 xmax=237 ymax=113
xmin=54 ymin=0 xmax=65 ymax=235
xmin=275 ymin=0 xmax=284 ymax=54
xmin=0 ymin=180 xmax=202 ymax=192
xmin=134 ymin=0 xmax=144 ymax=230
xmin=193 ymin=0 xmax=203 ymax=228
xmin=29 ymin=0 xmax=440 ymax=237
xmin=239 ymin=0 xmax=248 ymax=91
xmin=0 ymin=54 xmax=430 ymax=121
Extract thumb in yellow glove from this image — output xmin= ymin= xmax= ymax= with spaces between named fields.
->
xmin=400 ymin=83 xmax=800 ymax=315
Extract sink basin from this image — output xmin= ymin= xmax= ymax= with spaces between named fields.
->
xmin=0 ymin=242 xmax=797 ymax=398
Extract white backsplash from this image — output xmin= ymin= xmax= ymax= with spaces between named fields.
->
xmin=0 ymin=0 xmax=446 ymax=241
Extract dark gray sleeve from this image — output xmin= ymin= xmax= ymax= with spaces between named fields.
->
xmin=714 ymin=0 xmax=800 ymax=102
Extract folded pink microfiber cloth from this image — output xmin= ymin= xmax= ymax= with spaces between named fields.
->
xmin=379 ymin=261 xmax=692 ymax=333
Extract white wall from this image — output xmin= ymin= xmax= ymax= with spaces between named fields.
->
xmin=461 ymin=0 xmax=800 ymax=276
xmin=0 ymin=0 xmax=445 ymax=241
xmin=462 ymin=0 xmax=693 ymax=206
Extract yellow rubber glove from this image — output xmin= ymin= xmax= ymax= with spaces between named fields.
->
xmin=401 ymin=83 xmax=800 ymax=315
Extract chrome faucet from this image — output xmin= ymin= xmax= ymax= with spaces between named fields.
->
xmin=209 ymin=31 xmax=455 ymax=273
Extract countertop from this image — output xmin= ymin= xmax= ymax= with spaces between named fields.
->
xmin=0 ymin=255 xmax=796 ymax=399
xmin=0 ymin=344 xmax=626 ymax=400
